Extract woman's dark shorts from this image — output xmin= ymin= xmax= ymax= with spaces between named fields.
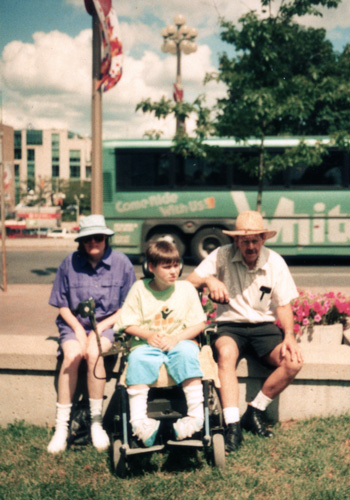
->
xmin=211 ymin=322 xmax=284 ymax=359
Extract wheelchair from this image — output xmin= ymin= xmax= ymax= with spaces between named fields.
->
xmin=74 ymin=293 xmax=225 ymax=477
xmin=109 ymin=338 xmax=225 ymax=477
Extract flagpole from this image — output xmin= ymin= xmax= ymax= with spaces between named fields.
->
xmin=91 ymin=9 xmax=103 ymax=215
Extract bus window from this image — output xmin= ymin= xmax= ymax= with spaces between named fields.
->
xmin=175 ymin=154 xmax=229 ymax=188
xmin=116 ymin=150 xmax=171 ymax=190
xmin=288 ymin=150 xmax=346 ymax=187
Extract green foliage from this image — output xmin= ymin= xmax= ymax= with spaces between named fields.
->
xmin=61 ymin=180 xmax=91 ymax=214
xmin=136 ymin=94 xmax=214 ymax=158
xmin=136 ymin=0 xmax=349 ymax=211
xmin=209 ymin=0 xmax=348 ymax=209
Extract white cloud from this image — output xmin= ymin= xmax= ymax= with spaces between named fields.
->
xmin=2 ymin=0 xmax=349 ymax=139
xmin=0 ymin=20 xmax=222 ymax=139
xmin=1 ymin=30 xmax=91 ymax=95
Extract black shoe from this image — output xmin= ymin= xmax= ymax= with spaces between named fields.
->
xmin=224 ymin=423 xmax=243 ymax=453
xmin=240 ymin=405 xmax=273 ymax=438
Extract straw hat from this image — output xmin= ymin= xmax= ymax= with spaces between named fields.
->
xmin=222 ymin=211 xmax=277 ymax=240
xmin=75 ymin=214 xmax=114 ymax=241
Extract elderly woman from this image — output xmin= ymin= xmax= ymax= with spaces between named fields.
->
xmin=47 ymin=215 xmax=136 ymax=454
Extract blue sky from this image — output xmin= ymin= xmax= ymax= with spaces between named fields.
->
xmin=1 ymin=0 xmax=350 ymax=139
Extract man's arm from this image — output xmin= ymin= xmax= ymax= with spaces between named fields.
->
xmin=187 ymin=271 xmax=230 ymax=304
xmin=276 ymin=303 xmax=303 ymax=362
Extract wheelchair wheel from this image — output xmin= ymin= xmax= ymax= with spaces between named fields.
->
xmin=212 ymin=433 xmax=225 ymax=469
xmin=113 ymin=439 xmax=127 ymax=478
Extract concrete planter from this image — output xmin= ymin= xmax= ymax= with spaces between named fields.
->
xmin=297 ymin=324 xmax=343 ymax=345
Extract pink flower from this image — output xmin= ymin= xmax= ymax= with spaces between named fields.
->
xmin=314 ymin=314 xmax=322 ymax=323
xmin=302 ymin=318 xmax=310 ymax=326
xmin=294 ymin=323 xmax=301 ymax=334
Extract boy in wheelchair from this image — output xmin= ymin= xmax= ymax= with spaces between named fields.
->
xmin=114 ymin=240 xmax=207 ymax=447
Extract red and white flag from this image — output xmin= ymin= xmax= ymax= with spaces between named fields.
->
xmin=85 ymin=0 xmax=123 ymax=92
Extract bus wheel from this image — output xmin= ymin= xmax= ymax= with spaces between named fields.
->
xmin=148 ymin=232 xmax=186 ymax=257
xmin=191 ymin=228 xmax=231 ymax=263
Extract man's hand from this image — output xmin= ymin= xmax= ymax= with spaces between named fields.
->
xmin=206 ymin=276 xmax=230 ymax=304
xmin=281 ymin=333 xmax=303 ymax=363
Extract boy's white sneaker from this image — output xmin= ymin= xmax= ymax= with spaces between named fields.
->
xmin=173 ymin=416 xmax=203 ymax=441
xmin=132 ymin=418 xmax=160 ymax=447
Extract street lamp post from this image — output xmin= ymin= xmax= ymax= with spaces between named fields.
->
xmin=74 ymin=193 xmax=85 ymax=224
xmin=161 ymin=14 xmax=198 ymax=133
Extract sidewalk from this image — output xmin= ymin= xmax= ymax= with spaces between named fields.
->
xmin=0 ymin=284 xmax=58 ymax=337
xmin=2 ymin=237 xmax=77 ymax=251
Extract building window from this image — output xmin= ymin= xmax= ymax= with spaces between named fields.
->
xmin=52 ymin=133 xmax=60 ymax=178
xmin=14 ymin=131 xmax=22 ymax=159
xmin=27 ymin=148 xmax=35 ymax=192
xmin=70 ymin=149 xmax=81 ymax=178
xmin=86 ymin=165 xmax=91 ymax=179
xmin=51 ymin=133 xmax=59 ymax=148
xmin=26 ymin=130 xmax=43 ymax=145
xmin=52 ymin=165 xmax=60 ymax=178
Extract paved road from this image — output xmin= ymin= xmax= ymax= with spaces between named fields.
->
xmin=3 ymin=248 xmax=350 ymax=288
xmin=2 ymin=241 xmax=350 ymax=337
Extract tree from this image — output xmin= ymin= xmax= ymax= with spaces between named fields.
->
xmin=207 ymin=0 xmax=346 ymax=210
xmin=136 ymin=94 xmax=214 ymax=157
xmin=136 ymin=0 xmax=349 ymax=210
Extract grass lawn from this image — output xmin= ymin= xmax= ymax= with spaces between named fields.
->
xmin=1 ymin=415 xmax=350 ymax=500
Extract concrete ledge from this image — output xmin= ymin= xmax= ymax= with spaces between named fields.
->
xmin=1 ymin=335 xmax=350 ymax=426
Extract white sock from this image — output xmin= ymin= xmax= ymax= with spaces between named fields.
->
xmin=250 ymin=391 xmax=273 ymax=412
xmin=89 ymin=398 xmax=110 ymax=452
xmin=127 ymin=387 xmax=150 ymax=426
xmin=183 ymin=384 xmax=204 ymax=422
xmin=47 ymin=402 xmax=72 ymax=454
xmin=223 ymin=406 xmax=240 ymax=425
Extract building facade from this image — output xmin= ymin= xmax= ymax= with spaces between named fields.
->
xmin=14 ymin=128 xmax=92 ymax=204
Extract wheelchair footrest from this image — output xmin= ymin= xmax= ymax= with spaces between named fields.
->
xmin=125 ymin=445 xmax=165 ymax=456
xmin=166 ymin=439 xmax=204 ymax=448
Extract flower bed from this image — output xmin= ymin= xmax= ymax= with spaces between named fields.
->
xmin=290 ymin=291 xmax=350 ymax=336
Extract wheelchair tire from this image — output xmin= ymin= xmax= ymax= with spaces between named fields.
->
xmin=113 ymin=439 xmax=127 ymax=478
xmin=212 ymin=433 xmax=225 ymax=469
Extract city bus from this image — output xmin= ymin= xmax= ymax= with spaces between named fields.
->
xmin=102 ymin=137 xmax=350 ymax=262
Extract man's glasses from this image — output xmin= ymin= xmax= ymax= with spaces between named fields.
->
xmin=81 ymin=234 xmax=105 ymax=244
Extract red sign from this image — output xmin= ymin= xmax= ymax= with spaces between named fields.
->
xmin=17 ymin=212 xmax=61 ymax=220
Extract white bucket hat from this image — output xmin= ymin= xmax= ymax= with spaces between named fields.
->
xmin=222 ymin=211 xmax=277 ymax=240
xmin=75 ymin=214 xmax=114 ymax=241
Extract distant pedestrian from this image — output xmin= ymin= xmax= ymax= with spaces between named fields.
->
xmin=47 ymin=215 xmax=136 ymax=454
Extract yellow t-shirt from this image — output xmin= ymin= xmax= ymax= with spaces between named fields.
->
xmin=114 ymin=279 xmax=207 ymax=350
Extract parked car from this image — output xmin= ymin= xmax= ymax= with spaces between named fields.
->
xmin=47 ymin=228 xmax=77 ymax=239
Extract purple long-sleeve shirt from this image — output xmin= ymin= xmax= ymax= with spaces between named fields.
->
xmin=49 ymin=246 xmax=136 ymax=339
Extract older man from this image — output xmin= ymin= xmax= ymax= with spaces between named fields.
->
xmin=187 ymin=211 xmax=303 ymax=453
